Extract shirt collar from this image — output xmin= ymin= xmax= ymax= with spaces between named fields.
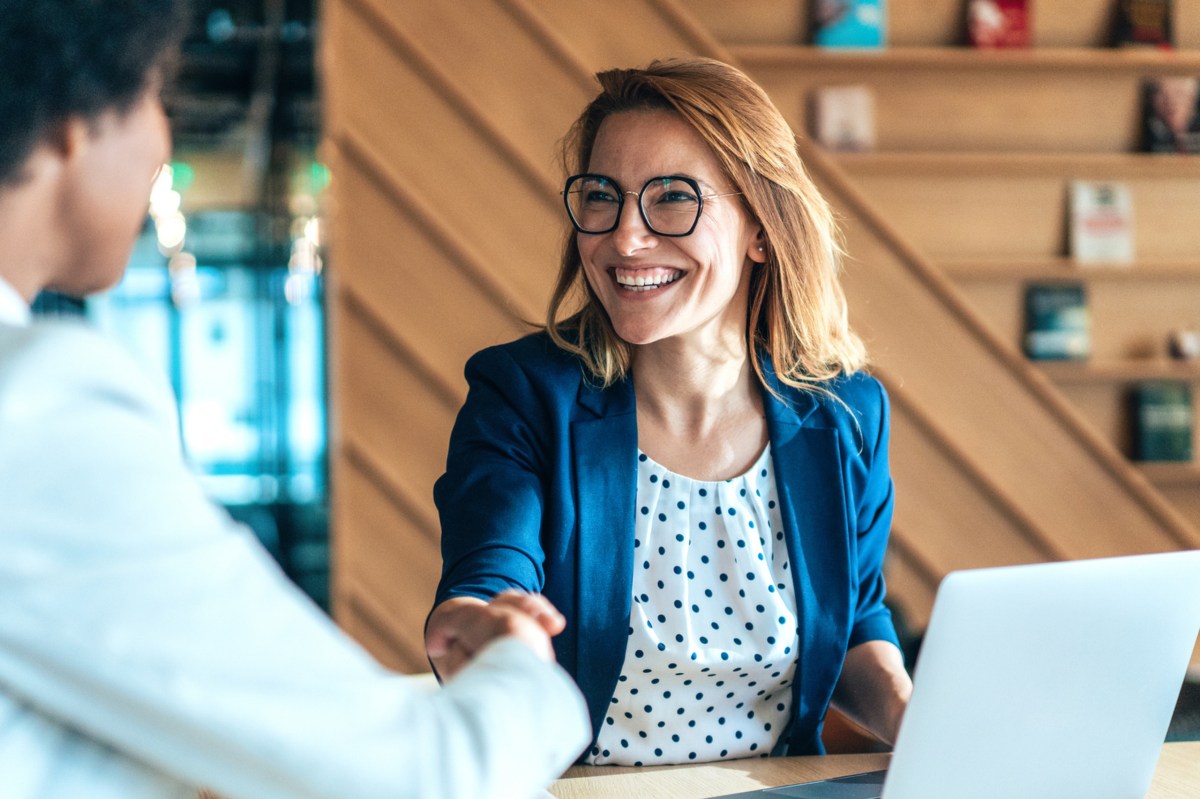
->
xmin=0 ymin=276 xmax=32 ymax=326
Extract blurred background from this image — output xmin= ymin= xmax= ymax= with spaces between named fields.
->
xmin=36 ymin=0 xmax=329 ymax=607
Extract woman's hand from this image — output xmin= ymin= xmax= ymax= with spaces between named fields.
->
xmin=425 ymin=591 xmax=567 ymax=680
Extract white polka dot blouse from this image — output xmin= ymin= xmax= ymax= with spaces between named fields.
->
xmin=587 ymin=445 xmax=799 ymax=765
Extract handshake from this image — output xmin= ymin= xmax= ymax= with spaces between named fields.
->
xmin=426 ymin=591 xmax=567 ymax=679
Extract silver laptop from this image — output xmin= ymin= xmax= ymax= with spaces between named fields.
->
xmin=715 ymin=550 xmax=1200 ymax=799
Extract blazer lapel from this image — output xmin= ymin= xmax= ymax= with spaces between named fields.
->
xmin=762 ymin=377 xmax=854 ymax=742
xmin=571 ymin=376 xmax=637 ymax=736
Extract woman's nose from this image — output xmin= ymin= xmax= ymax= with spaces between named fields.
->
xmin=609 ymin=192 xmax=657 ymax=255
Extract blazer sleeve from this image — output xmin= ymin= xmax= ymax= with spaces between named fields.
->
xmin=434 ymin=344 xmax=554 ymax=604
xmin=0 ymin=324 xmax=589 ymax=799
xmin=847 ymin=376 xmax=901 ymax=650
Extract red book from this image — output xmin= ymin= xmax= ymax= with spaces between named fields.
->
xmin=967 ymin=0 xmax=1031 ymax=48
xmin=1114 ymin=0 xmax=1173 ymax=48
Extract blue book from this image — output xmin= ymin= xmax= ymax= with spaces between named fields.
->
xmin=1023 ymin=283 xmax=1090 ymax=361
xmin=812 ymin=0 xmax=886 ymax=48
xmin=1132 ymin=382 xmax=1193 ymax=462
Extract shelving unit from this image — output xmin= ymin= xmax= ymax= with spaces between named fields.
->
xmin=710 ymin=5 xmax=1200 ymax=515
xmin=834 ymin=152 xmax=1200 ymax=177
xmin=735 ymin=44 xmax=1200 ymax=72
xmin=941 ymin=258 xmax=1200 ymax=281
xmin=1140 ymin=461 xmax=1200 ymax=485
xmin=1037 ymin=359 xmax=1200 ymax=383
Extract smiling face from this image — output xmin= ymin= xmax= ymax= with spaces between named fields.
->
xmin=576 ymin=110 xmax=766 ymax=351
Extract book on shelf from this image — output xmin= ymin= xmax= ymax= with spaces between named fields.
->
xmin=1131 ymin=381 xmax=1193 ymax=462
xmin=1142 ymin=76 xmax=1200 ymax=153
xmin=966 ymin=0 xmax=1031 ymax=48
xmin=1023 ymin=282 xmax=1090 ymax=361
xmin=1168 ymin=328 xmax=1200 ymax=360
xmin=809 ymin=85 xmax=876 ymax=151
xmin=811 ymin=0 xmax=886 ymax=48
xmin=1113 ymin=0 xmax=1173 ymax=48
xmin=1069 ymin=180 xmax=1134 ymax=265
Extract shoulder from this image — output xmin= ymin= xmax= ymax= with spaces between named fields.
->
xmin=464 ymin=331 xmax=588 ymax=397
xmin=825 ymin=371 xmax=887 ymax=417
xmin=0 ymin=320 xmax=174 ymax=424
xmin=769 ymin=369 xmax=889 ymax=462
xmin=1 ymin=320 xmax=157 ymax=377
xmin=773 ymin=369 xmax=887 ymax=424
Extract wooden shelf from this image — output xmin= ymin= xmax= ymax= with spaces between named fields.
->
xmin=1138 ymin=462 xmax=1200 ymax=487
xmin=1036 ymin=359 xmax=1200 ymax=384
xmin=942 ymin=258 xmax=1200 ymax=281
xmin=832 ymin=151 xmax=1200 ymax=177
xmin=734 ymin=44 xmax=1200 ymax=73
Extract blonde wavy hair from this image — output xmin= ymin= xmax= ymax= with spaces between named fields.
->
xmin=546 ymin=57 xmax=867 ymax=393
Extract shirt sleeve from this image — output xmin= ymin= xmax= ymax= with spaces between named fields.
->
xmin=847 ymin=376 xmax=901 ymax=651
xmin=0 ymin=324 xmax=590 ymax=799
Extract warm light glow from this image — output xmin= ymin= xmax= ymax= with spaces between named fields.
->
xmin=150 ymin=162 xmax=188 ymax=255
xmin=155 ymin=212 xmax=187 ymax=255
xmin=303 ymin=216 xmax=321 ymax=247
xmin=150 ymin=163 xmax=174 ymax=201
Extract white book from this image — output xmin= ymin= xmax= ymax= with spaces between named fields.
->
xmin=1069 ymin=180 xmax=1134 ymax=265
xmin=809 ymin=85 xmax=876 ymax=151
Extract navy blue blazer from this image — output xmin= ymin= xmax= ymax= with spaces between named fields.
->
xmin=434 ymin=332 xmax=899 ymax=756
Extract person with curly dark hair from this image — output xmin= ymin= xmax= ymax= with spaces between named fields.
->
xmin=0 ymin=2 xmax=588 ymax=796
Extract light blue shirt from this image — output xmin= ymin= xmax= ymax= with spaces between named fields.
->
xmin=0 ymin=275 xmax=30 ymax=326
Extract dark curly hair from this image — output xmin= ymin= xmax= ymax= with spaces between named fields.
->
xmin=0 ymin=0 xmax=188 ymax=186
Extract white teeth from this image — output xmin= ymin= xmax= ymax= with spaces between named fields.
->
xmin=615 ymin=271 xmax=682 ymax=290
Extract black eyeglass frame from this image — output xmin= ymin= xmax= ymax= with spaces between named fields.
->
xmin=561 ymin=173 xmax=742 ymax=238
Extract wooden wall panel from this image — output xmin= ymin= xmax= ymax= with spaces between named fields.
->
xmin=529 ymin=0 xmax=716 ymax=73
xmin=328 ymin=150 xmax=529 ymax=387
xmin=358 ymin=0 xmax=593 ymax=169
xmin=888 ymin=406 xmax=1053 ymax=568
xmin=1159 ymin=485 xmax=1200 ymax=540
xmin=326 ymin=2 xmax=562 ymax=312
xmin=1058 ymin=383 xmax=1138 ymax=457
xmin=333 ymin=450 xmax=442 ymax=674
xmin=881 ymin=543 xmax=938 ymax=632
xmin=335 ymin=308 xmax=458 ymax=526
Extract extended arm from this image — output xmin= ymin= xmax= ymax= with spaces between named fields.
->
xmin=0 ymin=326 xmax=589 ymax=799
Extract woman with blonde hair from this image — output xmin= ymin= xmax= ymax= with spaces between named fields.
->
xmin=426 ymin=56 xmax=911 ymax=765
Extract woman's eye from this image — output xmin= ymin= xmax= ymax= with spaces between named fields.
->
xmin=585 ymin=189 xmax=618 ymax=204
xmin=660 ymin=191 xmax=699 ymax=204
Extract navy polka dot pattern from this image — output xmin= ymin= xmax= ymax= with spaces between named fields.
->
xmin=589 ymin=446 xmax=798 ymax=766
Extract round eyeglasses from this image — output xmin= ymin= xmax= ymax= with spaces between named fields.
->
xmin=562 ymin=173 xmax=742 ymax=237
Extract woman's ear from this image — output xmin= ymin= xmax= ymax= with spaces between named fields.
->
xmin=748 ymin=227 xmax=769 ymax=264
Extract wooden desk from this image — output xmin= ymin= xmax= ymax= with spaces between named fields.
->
xmin=550 ymin=741 xmax=1200 ymax=799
